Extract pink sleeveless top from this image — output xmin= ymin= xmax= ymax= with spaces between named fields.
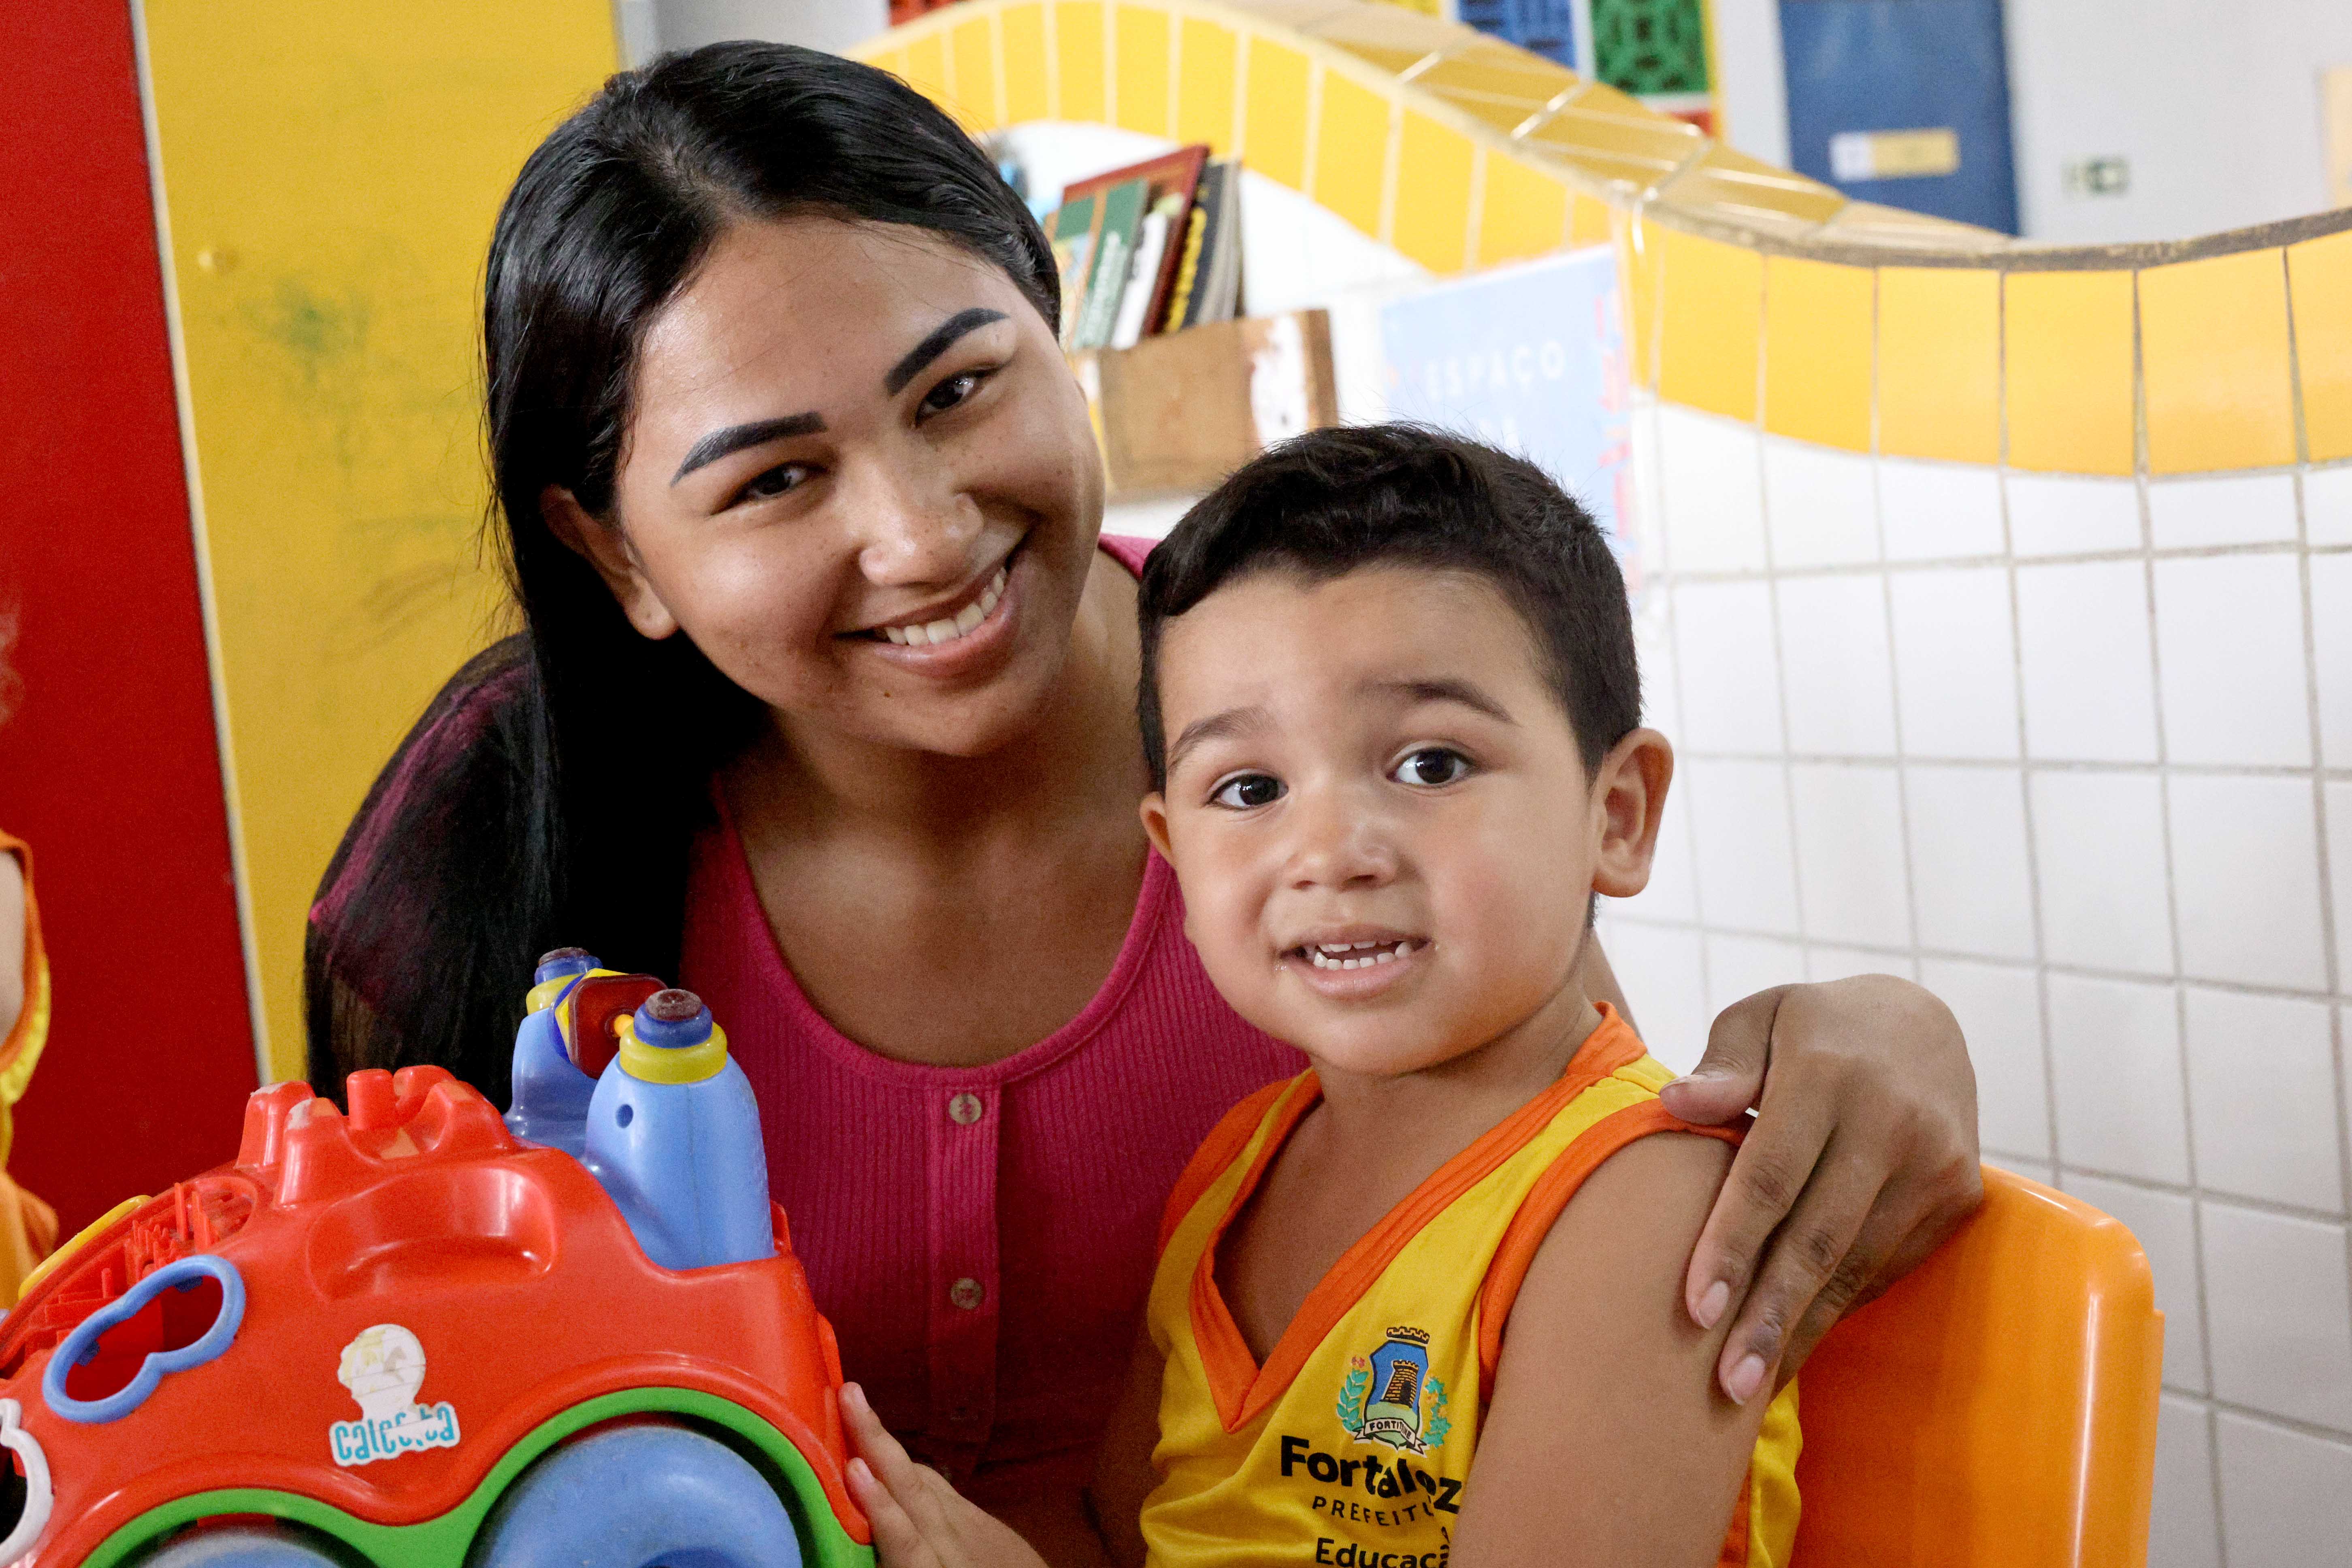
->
xmin=677 ymin=536 xmax=1302 ymax=1504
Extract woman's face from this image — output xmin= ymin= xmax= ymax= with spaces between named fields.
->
xmin=565 ymin=215 xmax=1106 ymax=758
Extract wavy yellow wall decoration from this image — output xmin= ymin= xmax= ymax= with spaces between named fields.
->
xmin=858 ymin=0 xmax=2352 ymax=476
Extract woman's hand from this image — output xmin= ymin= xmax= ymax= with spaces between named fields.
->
xmin=1656 ymin=975 xmax=1983 ymax=1403
xmin=841 ymin=1384 xmax=1054 ymax=1568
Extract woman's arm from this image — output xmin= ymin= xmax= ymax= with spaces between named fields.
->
xmin=1585 ymin=936 xmax=1983 ymax=1400
xmin=1448 ymin=1133 xmax=1767 ymax=1568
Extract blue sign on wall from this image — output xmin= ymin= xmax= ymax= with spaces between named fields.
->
xmin=1779 ymin=0 xmax=2020 ymax=234
xmin=1378 ymin=245 xmax=1632 ymax=569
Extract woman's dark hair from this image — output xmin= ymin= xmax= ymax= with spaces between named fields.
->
xmin=1137 ymin=424 xmax=1640 ymax=790
xmin=305 ymin=42 xmax=1058 ymax=1100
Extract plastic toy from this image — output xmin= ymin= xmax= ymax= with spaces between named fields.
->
xmin=0 ymin=949 xmax=874 ymax=1568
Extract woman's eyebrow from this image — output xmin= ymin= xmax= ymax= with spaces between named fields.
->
xmin=671 ymin=411 xmax=825 ymax=485
xmin=884 ymin=307 xmax=1009 ymax=395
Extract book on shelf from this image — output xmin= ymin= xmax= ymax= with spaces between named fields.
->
xmin=1044 ymin=144 xmax=1240 ymax=352
xmin=1069 ymin=176 xmax=1149 ymax=351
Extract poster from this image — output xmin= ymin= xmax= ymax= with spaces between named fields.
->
xmin=1376 ymin=245 xmax=1633 ymax=566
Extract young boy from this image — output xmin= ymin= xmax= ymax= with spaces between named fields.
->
xmin=844 ymin=426 xmax=1800 ymax=1568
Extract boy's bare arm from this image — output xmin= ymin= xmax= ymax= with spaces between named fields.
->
xmin=1448 ymin=1133 xmax=1770 ymax=1568
xmin=1087 ymin=1332 xmax=1162 ymax=1568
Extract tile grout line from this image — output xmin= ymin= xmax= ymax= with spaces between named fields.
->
xmin=1995 ymin=268 xmax=2071 ymax=1203
xmin=1867 ymin=266 xmax=1931 ymax=993
xmin=1748 ymin=258 xmax=1813 ymax=983
xmin=1595 ymin=914 xmax=2345 ymax=1006
xmin=1640 ymin=383 xmax=1715 ymax=1027
xmin=2281 ymin=242 xmax=2352 ymax=1440
xmin=2131 ymin=263 xmax=2226 ymax=1426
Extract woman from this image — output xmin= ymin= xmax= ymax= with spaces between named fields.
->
xmin=309 ymin=43 xmax=1979 ymax=1561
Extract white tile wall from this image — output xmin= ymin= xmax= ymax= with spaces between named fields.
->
xmin=2047 ymin=972 xmax=2192 ymax=1184
xmin=2152 ymin=553 xmax=2311 ymax=766
xmin=2007 ymin=471 xmax=2143 ymax=556
xmin=2147 ymin=471 xmax=2299 ymax=550
xmin=2166 ymin=773 xmax=2329 ymax=991
xmin=1658 ymin=406 xmax=1767 ymax=573
xmin=2017 ymin=559 xmax=2162 ymax=762
xmin=1879 ymin=458 xmax=2005 ymax=561
xmin=1764 ymin=440 xmax=1879 ymax=567
xmin=2301 ymin=462 xmax=2352 ymax=547
xmin=1907 ymin=765 xmax=2037 ymax=960
xmin=1790 ymin=763 xmax=1913 ymax=947
xmin=2182 ymin=988 xmax=2342 ymax=1213
xmin=1922 ymin=957 xmax=2049 ymax=1161
xmin=2030 ymin=770 xmax=2176 ymax=975
xmin=1671 ymin=580 xmax=1784 ymax=754
xmin=2201 ymin=1202 xmax=2352 ymax=1430
xmin=2312 ymin=551 xmax=2352 ymax=768
xmin=1684 ymin=758 xmax=1802 ymax=935
xmin=1775 ymin=575 xmax=1897 ymax=755
xmin=1608 ymin=411 xmax=2352 ymax=1553
xmin=2151 ymin=1395 xmax=2222 ymax=1568
xmin=2214 ymin=1413 xmax=2352 ymax=1567
xmin=1888 ymin=566 xmax=2020 ymax=759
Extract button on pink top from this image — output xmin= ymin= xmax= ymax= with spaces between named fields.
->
xmin=678 ymin=537 xmax=1302 ymax=1505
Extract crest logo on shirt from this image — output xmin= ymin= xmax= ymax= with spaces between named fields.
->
xmin=1335 ymin=1326 xmax=1451 ymax=1454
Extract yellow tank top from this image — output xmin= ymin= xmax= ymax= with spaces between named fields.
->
xmin=1140 ymin=1008 xmax=1800 ymax=1567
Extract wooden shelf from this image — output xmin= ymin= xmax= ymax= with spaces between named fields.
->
xmin=1071 ymin=310 xmax=1339 ymax=502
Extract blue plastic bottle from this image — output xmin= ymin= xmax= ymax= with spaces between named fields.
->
xmin=582 ymin=989 xmax=775 ymax=1271
xmin=503 ymin=948 xmax=600 ymax=1159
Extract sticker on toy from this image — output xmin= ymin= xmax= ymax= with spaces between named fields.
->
xmin=329 ymin=1323 xmax=462 ymax=1467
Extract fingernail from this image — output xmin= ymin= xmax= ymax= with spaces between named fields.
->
xmin=843 ymin=1381 xmax=866 ymax=1410
xmin=849 ymin=1457 xmax=873 ymax=1485
xmin=1694 ymin=1279 xmax=1730 ymax=1329
xmin=1725 ymin=1353 xmax=1767 ymax=1405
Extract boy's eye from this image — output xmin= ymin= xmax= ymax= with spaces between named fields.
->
xmin=1391 ymin=748 xmax=1472 ymax=788
xmin=741 ymin=463 xmax=812 ymax=502
xmin=918 ymin=369 xmax=991 ymax=419
xmin=1208 ymin=772 xmax=1285 ymax=810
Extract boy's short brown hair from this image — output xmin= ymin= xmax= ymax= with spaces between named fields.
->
xmin=1137 ymin=424 xmax=1639 ymax=789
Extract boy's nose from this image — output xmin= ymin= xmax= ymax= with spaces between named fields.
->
xmin=1285 ymin=788 xmax=1398 ymax=889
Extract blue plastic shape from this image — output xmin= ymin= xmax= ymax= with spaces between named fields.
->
xmin=582 ymin=999 xmax=775 ymax=1272
xmin=43 ymin=1254 xmax=246 ymax=1425
xmin=470 ymin=1423 xmax=805 ymax=1568
xmin=505 ymin=975 xmax=596 ymax=1160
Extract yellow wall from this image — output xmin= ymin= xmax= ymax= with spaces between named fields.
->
xmin=141 ymin=1 xmax=619 ymax=1081
xmin=863 ymin=0 xmax=2352 ymax=477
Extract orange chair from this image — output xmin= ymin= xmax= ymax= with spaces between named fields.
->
xmin=1792 ymin=1165 xmax=2163 ymax=1566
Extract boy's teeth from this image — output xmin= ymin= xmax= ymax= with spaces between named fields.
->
xmin=881 ymin=567 xmax=1008 ymax=647
xmin=1306 ymin=940 xmax=1412 ymax=970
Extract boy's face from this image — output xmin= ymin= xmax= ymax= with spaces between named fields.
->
xmin=1142 ymin=565 xmax=1670 ymax=1078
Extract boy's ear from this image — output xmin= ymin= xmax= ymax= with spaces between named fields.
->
xmin=1139 ymin=793 xmax=1174 ymax=863
xmin=541 ymin=485 xmax=680 ymax=641
xmin=1590 ymin=728 xmax=1674 ymax=901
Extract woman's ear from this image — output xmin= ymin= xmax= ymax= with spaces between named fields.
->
xmin=1590 ymin=727 xmax=1674 ymax=901
xmin=540 ymin=485 xmax=680 ymax=640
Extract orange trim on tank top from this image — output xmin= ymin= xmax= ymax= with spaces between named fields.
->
xmin=1188 ymin=1006 xmax=1647 ymax=1434
xmin=1159 ymin=1078 xmax=1296 ymax=1256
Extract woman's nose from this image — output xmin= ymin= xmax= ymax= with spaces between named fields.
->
xmin=849 ymin=450 xmax=982 ymax=586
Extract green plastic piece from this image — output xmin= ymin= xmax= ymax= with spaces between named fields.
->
xmin=83 ymin=1387 xmax=874 ymax=1568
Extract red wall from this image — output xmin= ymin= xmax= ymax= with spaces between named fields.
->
xmin=0 ymin=3 xmax=258 ymax=1232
